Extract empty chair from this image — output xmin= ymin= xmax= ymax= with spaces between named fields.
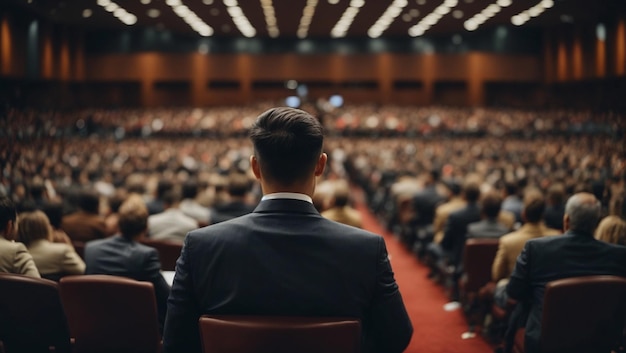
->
xmin=140 ymin=238 xmax=182 ymax=271
xmin=513 ymin=275 xmax=626 ymax=353
xmin=458 ymin=238 xmax=500 ymax=331
xmin=59 ymin=275 xmax=161 ymax=353
xmin=0 ymin=273 xmax=71 ymax=353
xmin=198 ymin=315 xmax=361 ymax=353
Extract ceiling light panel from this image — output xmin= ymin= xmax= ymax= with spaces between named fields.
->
xmin=223 ymin=0 xmax=256 ymax=37
xmin=165 ymin=0 xmax=214 ymax=36
xmin=511 ymin=0 xmax=554 ymax=26
xmin=408 ymin=0 xmax=458 ymax=37
xmin=368 ymin=0 xmax=409 ymax=38
xmin=260 ymin=0 xmax=280 ymax=38
xmin=297 ymin=0 xmax=318 ymax=39
xmin=463 ymin=0 xmax=512 ymax=32
xmin=96 ymin=0 xmax=137 ymax=25
xmin=330 ymin=0 xmax=365 ymax=38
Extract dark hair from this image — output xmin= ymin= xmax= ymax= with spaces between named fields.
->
xmin=162 ymin=189 xmax=181 ymax=206
xmin=227 ymin=173 xmax=251 ymax=197
xmin=42 ymin=200 xmax=64 ymax=229
xmin=29 ymin=181 xmax=45 ymax=200
xmin=547 ymin=183 xmax=566 ymax=205
xmin=463 ymin=182 xmax=481 ymax=203
xmin=249 ymin=107 xmax=324 ymax=185
xmin=0 ymin=196 xmax=17 ymax=233
xmin=108 ymin=193 xmax=126 ymax=214
xmin=156 ymin=179 xmax=174 ymax=199
xmin=504 ymin=181 xmax=518 ymax=196
xmin=481 ymin=192 xmax=502 ymax=219
xmin=78 ymin=190 xmax=100 ymax=214
xmin=182 ymin=181 xmax=199 ymax=200
xmin=524 ymin=196 xmax=546 ymax=223
xmin=445 ymin=181 xmax=462 ymax=196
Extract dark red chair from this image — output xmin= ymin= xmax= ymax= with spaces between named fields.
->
xmin=198 ymin=315 xmax=361 ymax=353
xmin=513 ymin=275 xmax=626 ymax=353
xmin=0 ymin=273 xmax=71 ymax=353
xmin=140 ymin=238 xmax=182 ymax=271
xmin=459 ymin=238 xmax=500 ymax=332
xmin=59 ymin=275 xmax=161 ymax=353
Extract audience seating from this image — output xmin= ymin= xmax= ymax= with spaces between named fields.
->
xmin=198 ymin=315 xmax=361 ymax=353
xmin=458 ymin=238 xmax=500 ymax=332
xmin=513 ymin=275 xmax=626 ymax=353
xmin=59 ymin=275 xmax=161 ymax=353
xmin=0 ymin=273 xmax=72 ymax=353
xmin=140 ymin=238 xmax=182 ymax=271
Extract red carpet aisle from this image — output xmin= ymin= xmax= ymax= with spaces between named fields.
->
xmin=354 ymin=197 xmax=493 ymax=353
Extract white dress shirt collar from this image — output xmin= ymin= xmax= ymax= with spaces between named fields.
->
xmin=261 ymin=192 xmax=313 ymax=204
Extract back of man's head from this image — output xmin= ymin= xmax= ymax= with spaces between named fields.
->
xmin=78 ymin=190 xmax=100 ymax=215
xmin=182 ymin=181 xmax=199 ymax=200
xmin=227 ymin=173 xmax=251 ymax=198
xmin=523 ymin=190 xmax=546 ymax=223
xmin=0 ymin=196 xmax=17 ymax=233
xmin=463 ymin=182 xmax=481 ymax=203
xmin=481 ymin=192 xmax=502 ymax=220
xmin=118 ymin=195 xmax=149 ymax=240
xmin=564 ymin=192 xmax=601 ymax=235
xmin=249 ymin=107 xmax=324 ymax=186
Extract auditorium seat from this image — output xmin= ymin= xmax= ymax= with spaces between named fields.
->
xmin=458 ymin=238 xmax=500 ymax=332
xmin=140 ymin=238 xmax=183 ymax=271
xmin=513 ymin=275 xmax=626 ymax=353
xmin=72 ymin=240 xmax=85 ymax=260
xmin=198 ymin=315 xmax=361 ymax=353
xmin=0 ymin=273 xmax=72 ymax=353
xmin=59 ymin=275 xmax=161 ymax=353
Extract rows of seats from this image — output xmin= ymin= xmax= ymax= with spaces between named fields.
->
xmin=0 ymin=273 xmax=362 ymax=353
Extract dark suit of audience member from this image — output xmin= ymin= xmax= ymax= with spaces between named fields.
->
xmin=467 ymin=192 xmax=510 ymax=239
xmin=411 ymin=170 xmax=445 ymax=249
xmin=61 ymin=190 xmax=107 ymax=242
xmin=85 ymin=195 xmax=170 ymax=332
xmin=506 ymin=193 xmax=626 ymax=353
xmin=164 ymin=108 xmax=413 ymax=353
xmin=146 ymin=179 xmax=174 ymax=216
xmin=542 ymin=183 xmax=566 ymax=231
xmin=502 ymin=181 xmax=524 ymax=224
xmin=209 ymin=172 xmax=256 ymax=224
xmin=0 ymin=197 xmax=40 ymax=277
xmin=441 ymin=182 xmax=482 ymax=269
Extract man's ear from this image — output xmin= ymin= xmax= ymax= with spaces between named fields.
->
xmin=314 ymin=153 xmax=327 ymax=177
xmin=250 ymin=155 xmax=262 ymax=180
xmin=562 ymin=214 xmax=569 ymax=232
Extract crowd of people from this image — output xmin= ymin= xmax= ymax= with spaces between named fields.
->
xmin=1 ymin=103 xmax=625 ymax=352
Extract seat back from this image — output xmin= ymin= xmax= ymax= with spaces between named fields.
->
xmin=0 ymin=273 xmax=71 ymax=353
xmin=199 ymin=315 xmax=361 ymax=353
xmin=140 ymin=238 xmax=182 ymax=271
xmin=59 ymin=275 xmax=161 ymax=353
xmin=462 ymin=238 xmax=499 ymax=292
xmin=540 ymin=275 xmax=626 ymax=353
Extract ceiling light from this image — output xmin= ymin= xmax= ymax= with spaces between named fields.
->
xmin=82 ymin=9 xmax=93 ymax=18
xmin=496 ymin=0 xmax=511 ymax=6
xmin=96 ymin=1 xmax=137 ymax=25
xmin=511 ymin=15 xmax=524 ymax=26
xmin=203 ymin=0 xmax=214 ymax=4
xmin=165 ymin=0 xmax=214 ymax=36
xmin=223 ymin=1 xmax=256 ymax=37
xmin=407 ymin=0 xmax=458 ymax=36
xmin=328 ymin=0 xmax=340 ymax=4
xmin=140 ymin=0 xmax=151 ymax=4
xmin=97 ymin=0 xmax=110 ymax=6
xmin=542 ymin=0 xmax=554 ymax=8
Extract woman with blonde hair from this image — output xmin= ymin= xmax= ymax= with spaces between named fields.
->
xmin=594 ymin=215 xmax=626 ymax=246
xmin=17 ymin=210 xmax=85 ymax=280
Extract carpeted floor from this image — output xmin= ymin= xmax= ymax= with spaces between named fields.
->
xmin=355 ymin=199 xmax=494 ymax=353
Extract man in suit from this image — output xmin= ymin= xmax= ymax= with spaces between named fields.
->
xmin=163 ymin=107 xmax=413 ymax=353
xmin=467 ymin=192 xmax=510 ymax=239
xmin=506 ymin=192 xmax=626 ymax=353
xmin=85 ymin=195 xmax=170 ymax=332
xmin=0 ymin=196 xmax=40 ymax=277
xmin=209 ymin=172 xmax=256 ymax=224
xmin=321 ymin=179 xmax=363 ymax=228
xmin=148 ymin=190 xmax=198 ymax=243
xmin=61 ymin=190 xmax=108 ymax=242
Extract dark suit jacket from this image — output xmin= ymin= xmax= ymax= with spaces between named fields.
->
xmin=467 ymin=219 xmax=510 ymax=239
xmin=209 ymin=200 xmax=257 ymax=224
xmin=412 ymin=185 xmax=445 ymax=227
xmin=441 ymin=203 xmax=481 ymax=267
xmin=506 ymin=231 xmax=626 ymax=353
xmin=84 ymin=236 xmax=170 ymax=332
xmin=163 ymin=198 xmax=413 ymax=353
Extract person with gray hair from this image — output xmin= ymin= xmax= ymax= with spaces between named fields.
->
xmin=504 ymin=192 xmax=626 ymax=353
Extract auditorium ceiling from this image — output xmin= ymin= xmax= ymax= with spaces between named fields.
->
xmin=4 ymin=0 xmax=625 ymax=38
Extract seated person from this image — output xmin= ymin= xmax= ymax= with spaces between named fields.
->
xmin=148 ymin=190 xmax=198 ymax=243
xmin=0 ymin=196 xmax=40 ymax=277
xmin=85 ymin=195 xmax=170 ymax=332
xmin=17 ymin=210 xmax=85 ymax=280
xmin=467 ymin=192 xmax=510 ymax=239
xmin=594 ymin=215 xmax=626 ymax=246
xmin=209 ymin=172 xmax=256 ymax=224
xmin=321 ymin=179 xmax=363 ymax=228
